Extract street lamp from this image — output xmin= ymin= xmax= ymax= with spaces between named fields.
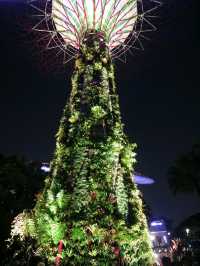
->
xmin=185 ymin=228 xmax=190 ymax=237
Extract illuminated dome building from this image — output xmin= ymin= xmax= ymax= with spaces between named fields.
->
xmin=149 ymin=220 xmax=170 ymax=251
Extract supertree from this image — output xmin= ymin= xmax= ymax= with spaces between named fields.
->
xmin=5 ymin=1 xmax=159 ymax=265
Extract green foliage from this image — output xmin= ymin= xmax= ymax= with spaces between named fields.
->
xmin=7 ymin=32 xmax=154 ymax=265
xmin=68 ymin=111 xmax=79 ymax=123
xmin=121 ymin=143 xmax=137 ymax=174
xmin=71 ymin=226 xmax=85 ymax=241
xmin=115 ymin=172 xmax=128 ymax=217
xmin=91 ymin=105 xmax=106 ymax=120
xmin=51 ymin=222 xmax=66 ymax=244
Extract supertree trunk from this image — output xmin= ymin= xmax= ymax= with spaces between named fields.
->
xmin=6 ymin=32 xmax=154 ymax=266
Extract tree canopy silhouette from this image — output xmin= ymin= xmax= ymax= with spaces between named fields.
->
xmin=0 ymin=154 xmax=45 ymax=254
xmin=168 ymin=143 xmax=200 ymax=198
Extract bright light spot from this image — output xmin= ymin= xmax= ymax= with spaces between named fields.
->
xmin=154 ymin=253 xmax=159 ymax=259
xmin=151 ymin=221 xmax=163 ymax=226
xmin=150 ymin=234 xmax=155 ymax=241
xmin=41 ymin=163 xmax=50 ymax=172
xmin=9 ymin=189 xmax=16 ymax=194
xmin=133 ymin=174 xmax=155 ymax=185
xmin=185 ymin=228 xmax=190 ymax=235
xmin=163 ymin=235 xmax=168 ymax=243
xmin=167 ymin=232 xmax=171 ymax=236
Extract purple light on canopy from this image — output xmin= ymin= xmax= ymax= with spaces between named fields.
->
xmin=133 ymin=173 xmax=155 ymax=185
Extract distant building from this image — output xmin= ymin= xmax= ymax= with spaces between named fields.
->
xmin=149 ymin=219 xmax=170 ymax=249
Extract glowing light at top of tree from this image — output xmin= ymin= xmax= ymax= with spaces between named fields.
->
xmin=31 ymin=0 xmax=160 ymax=62
xmin=52 ymin=0 xmax=138 ymax=50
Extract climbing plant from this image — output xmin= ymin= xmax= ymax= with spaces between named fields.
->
xmin=5 ymin=32 xmax=154 ymax=266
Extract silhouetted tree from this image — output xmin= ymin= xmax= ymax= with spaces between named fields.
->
xmin=168 ymin=143 xmax=200 ymax=198
xmin=0 ymin=154 xmax=45 ymax=254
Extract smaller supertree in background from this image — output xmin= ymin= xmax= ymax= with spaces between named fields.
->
xmin=5 ymin=1 xmax=160 ymax=265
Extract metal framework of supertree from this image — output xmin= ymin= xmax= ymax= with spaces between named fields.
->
xmin=28 ymin=0 xmax=161 ymax=63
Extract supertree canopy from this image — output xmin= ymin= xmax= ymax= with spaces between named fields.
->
xmin=4 ymin=1 xmax=159 ymax=265
xmin=52 ymin=0 xmax=137 ymax=50
xmin=30 ymin=0 xmax=158 ymax=61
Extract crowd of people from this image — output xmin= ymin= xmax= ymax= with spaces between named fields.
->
xmin=154 ymin=239 xmax=200 ymax=266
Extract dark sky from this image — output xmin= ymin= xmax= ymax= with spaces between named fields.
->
xmin=0 ymin=0 xmax=199 ymax=227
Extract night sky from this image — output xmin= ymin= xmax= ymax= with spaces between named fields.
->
xmin=0 ymin=0 xmax=199 ymax=227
